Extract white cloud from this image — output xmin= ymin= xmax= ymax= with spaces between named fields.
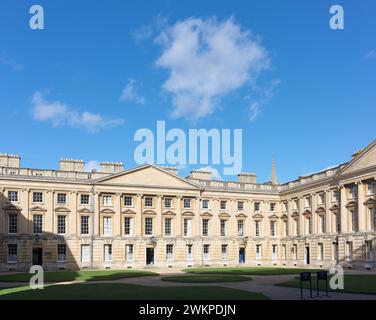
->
xmin=246 ymin=78 xmax=281 ymax=121
xmin=154 ymin=17 xmax=270 ymax=121
xmin=0 ymin=53 xmax=23 ymax=71
xmin=365 ymin=49 xmax=376 ymax=60
xmin=120 ymin=79 xmax=145 ymax=105
xmin=84 ymin=160 xmax=101 ymax=172
xmin=198 ymin=166 xmax=223 ymax=181
xmin=31 ymin=91 xmax=124 ymax=133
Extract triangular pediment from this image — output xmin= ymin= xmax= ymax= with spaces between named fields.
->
xmin=122 ymin=209 xmax=137 ymax=215
xmin=78 ymin=207 xmax=93 ymax=214
xmin=337 ymin=140 xmax=376 ymax=176
xmin=3 ymin=204 xmax=21 ymax=211
xmin=30 ymin=206 xmax=47 ymax=212
xmin=95 ymin=164 xmax=200 ymax=189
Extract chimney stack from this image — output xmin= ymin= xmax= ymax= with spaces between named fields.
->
xmin=0 ymin=153 xmax=21 ymax=168
xmin=59 ymin=158 xmax=85 ymax=172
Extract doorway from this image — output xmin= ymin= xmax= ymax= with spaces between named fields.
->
xmin=305 ymin=246 xmax=310 ymax=265
xmin=239 ymin=248 xmax=245 ymax=263
xmin=32 ymin=247 xmax=43 ymax=266
xmin=146 ymin=248 xmax=154 ymax=265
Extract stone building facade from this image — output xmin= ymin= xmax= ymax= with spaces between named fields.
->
xmin=0 ymin=140 xmax=375 ymax=271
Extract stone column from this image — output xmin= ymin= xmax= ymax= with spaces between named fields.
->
xmin=340 ymin=186 xmax=348 ymax=232
xmin=136 ymin=194 xmax=143 ymax=236
xmin=311 ymin=193 xmax=317 ymax=234
xmin=114 ymin=193 xmax=121 ymax=236
xmin=156 ymin=195 xmax=162 ymax=237
xmin=325 ymin=189 xmax=331 ymax=234
xmin=357 ymin=181 xmax=366 ymax=232
xmin=93 ymin=191 xmax=99 ymax=236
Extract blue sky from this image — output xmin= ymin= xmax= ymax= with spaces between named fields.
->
xmin=1 ymin=0 xmax=375 ymax=183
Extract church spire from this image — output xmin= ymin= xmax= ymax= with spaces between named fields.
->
xmin=271 ymin=153 xmax=278 ymax=185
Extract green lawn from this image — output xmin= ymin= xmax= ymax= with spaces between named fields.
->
xmin=0 ymin=283 xmax=268 ymax=300
xmin=277 ymin=274 xmax=376 ymax=295
xmin=0 ymin=270 xmax=158 ymax=283
xmin=161 ymin=274 xmax=251 ymax=283
xmin=184 ymin=267 xmax=324 ymax=275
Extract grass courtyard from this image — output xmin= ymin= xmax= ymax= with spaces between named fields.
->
xmin=161 ymin=274 xmax=252 ymax=283
xmin=184 ymin=266 xmax=323 ymax=275
xmin=0 ymin=283 xmax=267 ymax=300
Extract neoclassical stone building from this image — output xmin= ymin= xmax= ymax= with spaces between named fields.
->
xmin=0 ymin=139 xmax=375 ymax=271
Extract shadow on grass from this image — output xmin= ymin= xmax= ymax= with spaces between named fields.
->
xmin=0 ymin=270 xmax=158 ymax=283
xmin=0 ymin=283 xmax=268 ymax=300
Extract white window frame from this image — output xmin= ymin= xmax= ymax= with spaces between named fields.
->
xmin=8 ymin=214 xmax=18 ymax=234
xmin=104 ymin=244 xmax=112 ymax=262
xmin=57 ymin=244 xmax=67 ymax=262
xmin=145 ymin=217 xmax=153 ymax=235
xmin=255 ymin=220 xmax=261 ymax=237
xmin=145 ymin=196 xmax=153 ymax=208
xmin=124 ymin=217 xmax=133 ymax=235
xmin=186 ymin=244 xmax=193 ymax=261
xmin=202 ymin=219 xmax=209 ymax=236
xmin=166 ymin=244 xmax=174 ymax=261
xmin=103 ymin=216 xmax=112 ymax=236
xmin=183 ymin=198 xmax=191 ymax=209
xmin=165 ymin=218 xmax=172 ymax=236
xmin=237 ymin=201 xmax=244 ymax=211
xmin=220 ymin=200 xmax=227 ymax=210
xmin=33 ymin=192 xmax=43 ymax=203
xmin=57 ymin=215 xmax=66 ymax=235
xmin=237 ymin=220 xmax=244 ymax=236
xmin=256 ymin=244 xmax=262 ymax=260
xmin=184 ymin=218 xmax=192 ymax=237
xmin=203 ymin=244 xmax=210 ymax=261
xmin=270 ymin=221 xmax=276 ymax=237
xmin=8 ymin=191 xmax=18 ymax=203
xmin=81 ymin=244 xmax=91 ymax=262
xmin=221 ymin=244 xmax=228 ymax=260
xmin=124 ymin=196 xmax=133 ymax=207
xmin=7 ymin=244 xmax=17 ymax=263
xmin=272 ymin=245 xmax=278 ymax=260
xmin=126 ymin=244 xmax=134 ymax=262
xmin=80 ymin=194 xmax=90 ymax=205
xmin=57 ymin=193 xmax=67 ymax=204
xmin=103 ymin=195 xmax=112 ymax=207
xmin=202 ymin=199 xmax=209 ymax=209
xmin=220 ymin=219 xmax=227 ymax=237
xmin=81 ymin=215 xmax=90 ymax=235
xmin=164 ymin=197 xmax=172 ymax=208
xmin=33 ymin=214 xmax=43 ymax=234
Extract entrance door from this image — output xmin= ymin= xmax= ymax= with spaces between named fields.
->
xmin=146 ymin=248 xmax=154 ymax=265
xmin=239 ymin=248 xmax=245 ymax=263
xmin=32 ymin=248 xmax=43 ymax=266
xmin=305 ymin=246 xmax=310 ymax=265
